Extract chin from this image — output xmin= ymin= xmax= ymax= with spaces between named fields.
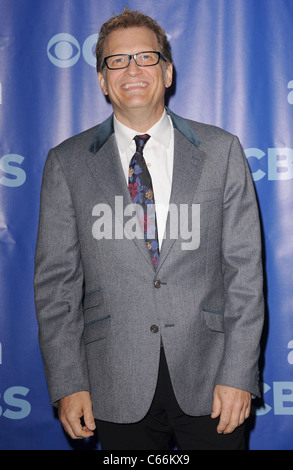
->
xmin=124 ymin=97 xmax=150 ymax=108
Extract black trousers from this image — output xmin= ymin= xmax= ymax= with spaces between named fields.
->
xmin=95 ymin=347 xmax=246 ymax=450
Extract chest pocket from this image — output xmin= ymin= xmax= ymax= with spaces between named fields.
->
xmin=193 ymin=188 xmax=222 ymax=203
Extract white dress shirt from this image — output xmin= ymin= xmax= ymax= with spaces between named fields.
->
xmin=114 ymin=110 xmax=174 ymax=250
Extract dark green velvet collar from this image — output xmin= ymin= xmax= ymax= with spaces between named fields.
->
xmin=89 ymin=106 xmax=201 ymax=154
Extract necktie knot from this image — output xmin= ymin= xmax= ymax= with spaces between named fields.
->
xmin=134 ymin=134 xmax=150 ymax=153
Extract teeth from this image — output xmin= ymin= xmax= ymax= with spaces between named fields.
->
xmin=123 ymin=82 xmax=147 ymax=89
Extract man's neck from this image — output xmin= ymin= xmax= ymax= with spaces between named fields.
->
xmin=113 ymin=104 xmax=165 ymax=133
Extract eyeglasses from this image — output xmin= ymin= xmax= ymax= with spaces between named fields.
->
xmin=103 ymin=51 xmax=166 ymax=70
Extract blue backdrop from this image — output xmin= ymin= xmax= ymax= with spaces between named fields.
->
xmin=0 ymin=0 xmax=292 ymax=450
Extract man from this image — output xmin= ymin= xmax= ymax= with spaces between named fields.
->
xmin=34 ymin=9 xmax=264 ymax=450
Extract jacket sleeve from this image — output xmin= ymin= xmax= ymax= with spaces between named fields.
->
xmin=34 ymin=148 xmax=90 ymax=406
xmin=216 ymin=135 xmax=264 ymax=396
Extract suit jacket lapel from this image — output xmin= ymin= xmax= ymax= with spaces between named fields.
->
xmin=86 ymin=116 xmax=155 ymax=269
xmin=157 ymin=111 xmax=206 ymax=271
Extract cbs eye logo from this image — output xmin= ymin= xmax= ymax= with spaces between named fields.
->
xmin=47 ymin=33 xmax=97 ymax=68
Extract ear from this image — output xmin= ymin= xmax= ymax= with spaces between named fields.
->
xmin=98 ymin=71 xmax=108 ymax=95
xmin=164 ymin=63 xmax=173 ymax=89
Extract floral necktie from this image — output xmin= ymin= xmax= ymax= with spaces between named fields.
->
xmin=128 ymin=134 xmax=159 ymax=269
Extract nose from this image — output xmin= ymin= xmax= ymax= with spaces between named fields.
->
xmin=125 ymin=57 xmax=142 ymax=74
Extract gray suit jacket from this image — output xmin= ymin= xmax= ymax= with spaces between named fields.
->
xmin=34 ymin=107 xmax=264 ymax=423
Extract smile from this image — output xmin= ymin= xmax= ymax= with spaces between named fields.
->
xmin=122 ymin=82 xmax=148 ymax=90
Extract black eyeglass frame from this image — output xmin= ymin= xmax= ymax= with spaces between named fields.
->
xmin=103 ymin=51 xmax=167 ymax=70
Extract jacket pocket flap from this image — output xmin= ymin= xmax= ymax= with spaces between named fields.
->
xmin=203 ymin=308 xmax=224 ymax=332
xmin=83 ymin=314 xmax=110 ymax=344
xmin=83 ymin=287 xmax=102 ymax=311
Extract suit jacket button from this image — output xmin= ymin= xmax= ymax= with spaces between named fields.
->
xmin=154 ymin=280 xmax=162 ymax=288
xmin=150 ymin=325 xmax=159 ymax=333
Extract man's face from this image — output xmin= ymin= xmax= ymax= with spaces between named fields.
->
xmin=98 ymin=26 xmax=173 ymax=124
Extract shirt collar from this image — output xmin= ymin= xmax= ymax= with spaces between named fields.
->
xmin=114 ymin=109 xmax=172 ymax=154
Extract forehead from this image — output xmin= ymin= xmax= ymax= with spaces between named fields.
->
xmin=104 ymin=26 xmax=159 ymax=55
